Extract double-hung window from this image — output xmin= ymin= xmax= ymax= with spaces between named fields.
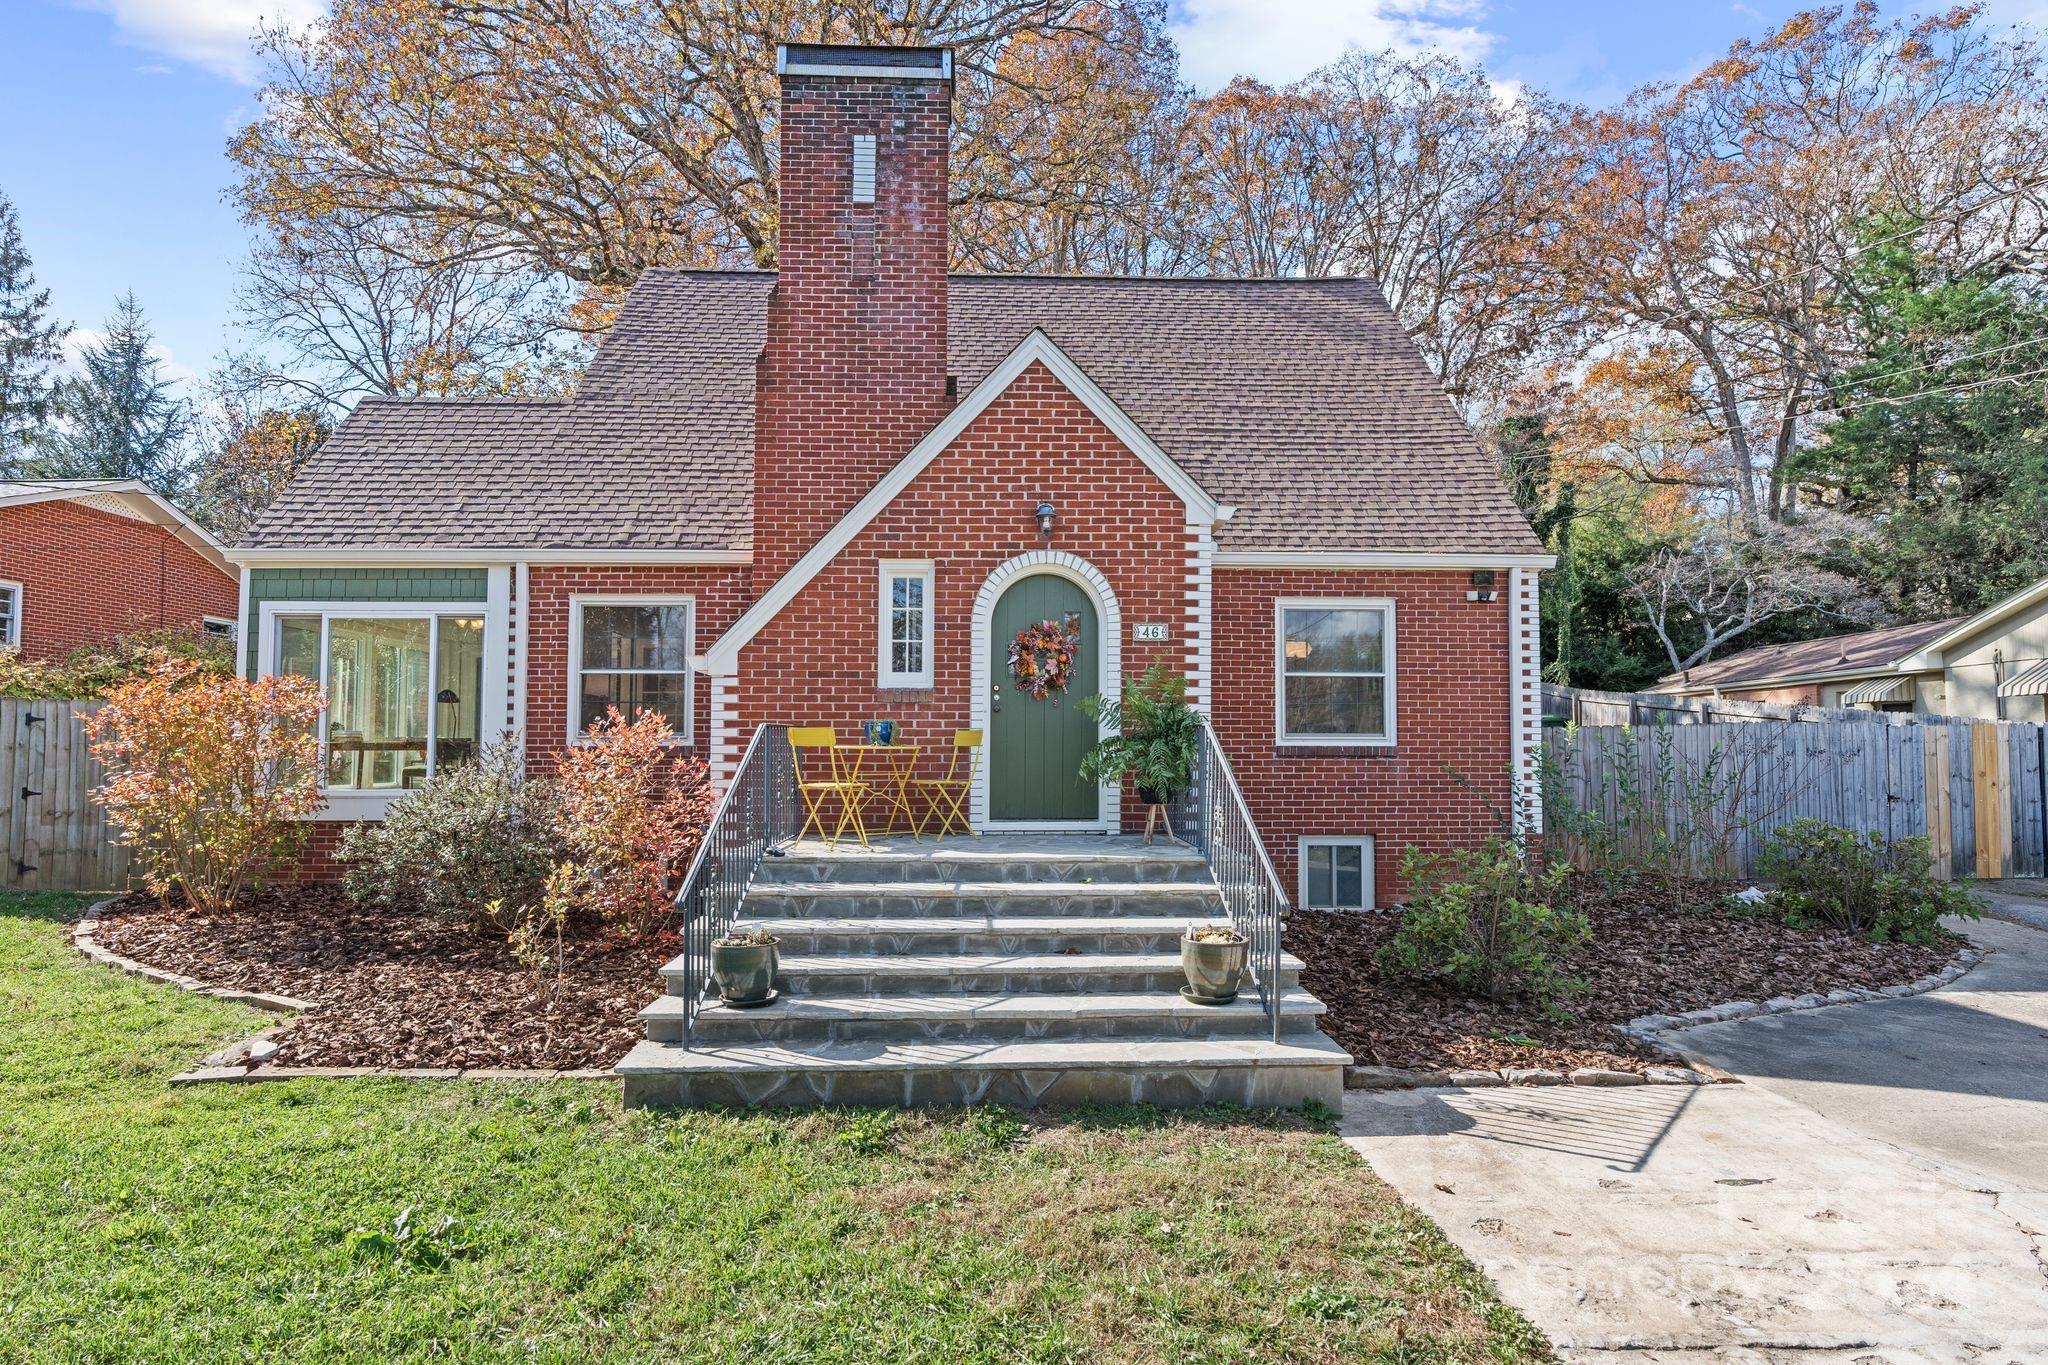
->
xmin=1276 ymin=598 xmax=1394 ymax=744
xmin=270 ymin=609 xmax=486 ymax=791
xmin=1300 ymin=836 xmax=1374 ymax=910
xmin=0 ymin=581 xmax=19 ymax=647
xmin=569 ymin=597 xmax=694 ymax=742
xmin=878 ymin=561 xmax=934 ymax=689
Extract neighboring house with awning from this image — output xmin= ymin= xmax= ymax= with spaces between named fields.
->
xmin=1653 ymin=572 xmax=2048 ymax=720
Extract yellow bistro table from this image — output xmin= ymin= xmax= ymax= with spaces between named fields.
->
xmin=837 ymin=744 xmax=923 ymax=834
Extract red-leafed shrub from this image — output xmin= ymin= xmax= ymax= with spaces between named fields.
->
xmin=548 ymin=707 xmax=714 ymax=938
xmin=82 ymin=660 xmax=326 ymax=913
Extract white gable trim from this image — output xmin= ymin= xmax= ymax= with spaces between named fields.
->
xmin=699 ymin=329 xmax=1220 ymax=673
xmin=0 ymin=478 xmax=234 ymax=576
xmin=1897 ymin=572 xmax=2048 ymax=670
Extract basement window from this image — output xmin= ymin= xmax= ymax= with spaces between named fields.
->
xmin=1300 ymin=836 xmax=1374 ymax=911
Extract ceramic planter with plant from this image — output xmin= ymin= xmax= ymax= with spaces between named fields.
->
xmin=1077 ymin=662 xmax=1204 ymax=842
xmin=710 ymin=925 xmax=780 ymax=1007
xmin=1181 ymin=922 xmax=1248 ymax=1004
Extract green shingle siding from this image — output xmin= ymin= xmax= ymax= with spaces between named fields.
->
xmin=245 ymin=568 xmax=490 ymax=676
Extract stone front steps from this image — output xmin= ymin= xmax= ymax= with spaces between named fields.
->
xmin=617 ymin=834 xmax=1350 ymax=1110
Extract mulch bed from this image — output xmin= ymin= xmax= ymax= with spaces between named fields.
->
xmin=91 ymin=887 xmax=669 ymax=1071
xmin=1288 ymin=876 xmax=1967 ymax=1074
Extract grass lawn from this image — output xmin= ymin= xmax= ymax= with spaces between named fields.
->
xmin=0 ymin=891 xmax=1548 ymax=1364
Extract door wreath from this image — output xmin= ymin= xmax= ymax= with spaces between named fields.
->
xmin=1009 ymin=613 xmax=1082 ymax=703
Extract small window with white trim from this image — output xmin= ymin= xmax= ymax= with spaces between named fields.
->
xmin=1300 ymin=836 xmax=1374 ymax=911
xmin=201 ymin=616 xmax=237 ymax=642
xmin=1276 ymin=598 xmax=1394 ymax=744
xmin=569 ymin=596 xmax=694 ymax=742
xmin=0 ymin=581 xmax=19 ymax=647
xmin=878 ymin=560 xmax=934 ymax=688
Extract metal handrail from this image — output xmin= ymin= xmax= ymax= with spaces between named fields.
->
xmin=1171 ymin=727 xmax=1290 ymax=1042
xmin=671 ymin=723 xmax=796 ymax=1046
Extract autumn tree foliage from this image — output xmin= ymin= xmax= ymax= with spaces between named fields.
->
xmin=83 ymin=662 xmax=326 ymax=914
xmin=548 ymin=708 xmax=716 ymax=939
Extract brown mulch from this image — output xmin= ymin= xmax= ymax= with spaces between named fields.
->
xmin=1288 ymin=876 xmax=1967 ymax=1075
xmin=91 ymin=886 xmax=669 ymax=1071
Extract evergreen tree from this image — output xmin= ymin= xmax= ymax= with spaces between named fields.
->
xmin=1797 ymin=220 xmax=2048 ymax=618
xmin=0 ymin=190 xmax=70 ymax=475
xmin=43 ymin=293 xmax=190 ymax=493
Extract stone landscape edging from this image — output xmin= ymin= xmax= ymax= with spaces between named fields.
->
xmin=1342 ymin=939 xmax=1988 ymax=1093
xmin=73 ymin=899 xmax=613 ymax=1086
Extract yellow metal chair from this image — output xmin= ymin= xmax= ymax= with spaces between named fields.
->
xmin=791 ymin=727 xmax=869 ymax=848
xmin=911 ymin=729 xmax=983 ymax=839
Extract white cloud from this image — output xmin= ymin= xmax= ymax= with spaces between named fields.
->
xmin=1168 ymin=0 xmax=1497 ymax=91
xmin=73 ymin=0 xmax=325 ymax=84
xmin=62 ymin=329 xmax=198 ymax=387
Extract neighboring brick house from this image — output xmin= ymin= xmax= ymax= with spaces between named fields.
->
xmin=0 ymin=479 xmax=238 ymax=660
xmin=237 ymin=44 xmax=1550 ymax=907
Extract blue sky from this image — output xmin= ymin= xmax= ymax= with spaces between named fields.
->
xmin=3 ymin=0 xmax=2042 ymax=395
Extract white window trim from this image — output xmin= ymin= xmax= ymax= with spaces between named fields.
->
xmin=0 ymin=579 xmax=20 ymax=648
xmin=1299 ymin=835 xmax=1376 ymax=911
xmin=1274 ymin=597 xmax=1396 ymax=747
xmin=566 ymin=594 xmax=696 ymax=746
xmin=877 ymin=559 xmax=935 ymax=689
xmin=256 ymin=599 xmax=489 ymax=819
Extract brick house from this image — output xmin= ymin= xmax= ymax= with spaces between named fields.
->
xmin=0 ymin=479 xmax=238 ymax=660
xmin=236 ymin=43 xmax=1550 ymax=910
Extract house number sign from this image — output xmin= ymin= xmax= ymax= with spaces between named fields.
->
xmin=1132 ymin=623 xmax=1169 ymax=642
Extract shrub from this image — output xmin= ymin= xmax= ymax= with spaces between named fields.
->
xmin=548 ymin=707 xmax=715 ymax=938
xmin=82 ymin=660 xmax=325 ymax=914
xmin=1757 ymin=819 xmax=1979 ymax=944
xmin=1376 ymin=838 xmax=1589 ymax=1003
xmin=0 ymin=627 xmax=235 ymax=700
xmin=338 ymin=740 xmax=561 ymax=934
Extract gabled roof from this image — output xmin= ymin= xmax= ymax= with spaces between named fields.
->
xmin=243 ymin=268 xmax=1542 ymax=557
xmin=701 ymin=330 xmax=1217 ymax=672
xmin=1896 ymin=572 xmax=2048 ymax=669
xmin=0 ymin=479 xmax=233 ymax=576
xmin=1655 ymin=616 xmax=1963 ymax=693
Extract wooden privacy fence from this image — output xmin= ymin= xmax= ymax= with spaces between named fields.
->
xmin=0 ymin=699 xmax=132 ymax=894
xmin=1548 ymin=719 xmax=2048 ymax=881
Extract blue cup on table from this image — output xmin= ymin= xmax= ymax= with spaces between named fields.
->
xmin=861 ymin=720 xmax=875 ymax=744
xmin=877 ymin=720 xmax=895 ymax=746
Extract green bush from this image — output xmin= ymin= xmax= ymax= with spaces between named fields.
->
xmin=1756 ymin=819 xmax=1979 ymax=944
xmin=339 ymin=741 xmax=562 ymax=934
xmin=1376 ymin=838 xmax=1590 ymax=1003
xmin=0 ymin=627 xmax=234 ymax=700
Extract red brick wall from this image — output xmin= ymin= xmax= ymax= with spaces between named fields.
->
xmin=522 ymin=564 xmax=752 ymax=763
xmin=733 ymin=361 xmax=1189 ymax=828
xmin=0 ymin=498 xmax=237 ymax=659
xmin=1211 ymin=568 xmax=1513 ymax=907
xmin=754 ymin=68 xmax=954 ymax=581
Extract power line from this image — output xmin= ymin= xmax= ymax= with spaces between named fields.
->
xmin=1834 ymin=332 xmax=2048 ymax=390
xmin=1824 ymin=361 xmax=2048 ymax=416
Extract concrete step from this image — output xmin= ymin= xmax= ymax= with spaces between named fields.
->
xmin=757 ymin=840 xmax=1211 ymax=886
xmin=616 ymin=1032 xmax=1351 ymax=1110
xmin=743 ymin=881 xmax=1225 ymax=918
xmin=661 ymin=950 xmax=1305 ymax=997
xmin=645 ymin=987 xmax=1329 ymax=1044
xmin=734 ymin=914 xmax=1209 ymax=955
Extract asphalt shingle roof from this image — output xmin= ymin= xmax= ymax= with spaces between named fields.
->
xmin=1661 ymin=617 xmax=1965 ymax=691
xmin=244 ymin=268 xmax=1541 ymax=555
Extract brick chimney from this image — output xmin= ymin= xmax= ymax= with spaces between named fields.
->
xmin=755 ymin=43 xmax=955 ymax=580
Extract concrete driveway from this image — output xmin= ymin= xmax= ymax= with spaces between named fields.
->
xmin=1342 ymin=909 xmax=2048 ymax=1362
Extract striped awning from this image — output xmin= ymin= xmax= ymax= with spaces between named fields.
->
xmin=1997 ymin=660 xmax=2048 ymax=697
xmin=1842 ymin=675 xmax=1913 ymax=705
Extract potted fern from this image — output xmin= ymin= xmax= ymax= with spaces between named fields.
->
xmin=1078 ymin=663 xmax=1204 ymax=842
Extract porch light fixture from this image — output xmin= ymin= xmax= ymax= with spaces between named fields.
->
xmin=1034 ymin=501 xmax=1057 ymax=537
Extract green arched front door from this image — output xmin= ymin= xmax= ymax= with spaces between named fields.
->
xmin=989 ymin=574 xmax=1101 ymax=823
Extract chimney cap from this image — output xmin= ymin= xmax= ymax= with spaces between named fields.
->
xmin=777 ymin=43 xmax=953 ymax=82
